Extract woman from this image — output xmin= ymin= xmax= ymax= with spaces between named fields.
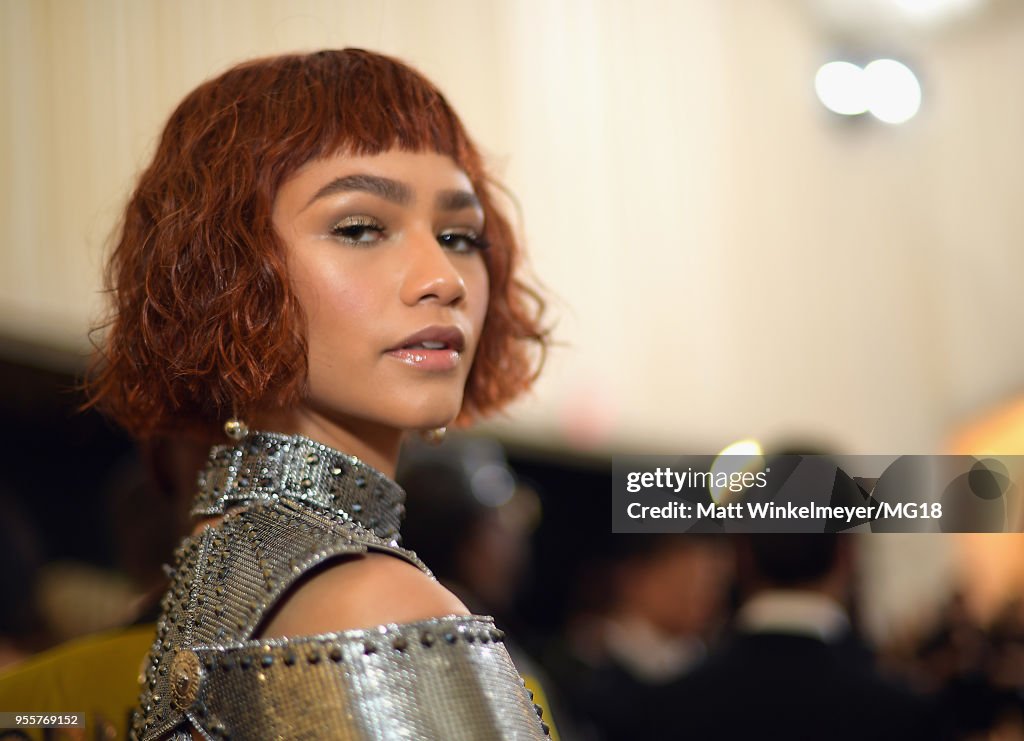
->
xmin=86 ymin=48 xmax=548 ymax=740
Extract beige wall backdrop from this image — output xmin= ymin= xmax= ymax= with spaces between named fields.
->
xmin=4 ymin=0 xmax=1024 ymax=639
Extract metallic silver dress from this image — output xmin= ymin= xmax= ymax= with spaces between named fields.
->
xmin=131 ymin=432 xmax=550 ymax=740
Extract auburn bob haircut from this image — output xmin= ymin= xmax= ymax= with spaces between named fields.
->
xmin=86 ymin=49 xmax=545 ymax=438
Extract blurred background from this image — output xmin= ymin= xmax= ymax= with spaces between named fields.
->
xmin=4 ymin=0 xmax=1024 ymax=737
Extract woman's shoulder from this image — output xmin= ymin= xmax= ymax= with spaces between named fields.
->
xmin=259 ymin=551 xmax=471 ymax=638
xmin=198 ymin=498 xmax=472 ymax=638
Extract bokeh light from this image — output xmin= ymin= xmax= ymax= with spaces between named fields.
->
xmin=864 ymin=58 xmax=922 ymax=124
xmin=816 ymin=58 xmax=922 ymax=124
xmin=815 ymin=61 xmax=869 ymax=115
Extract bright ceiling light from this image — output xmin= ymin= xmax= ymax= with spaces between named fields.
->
xmin=718 ymin=439 xmax=764 ymax=458
xmin=816 ymin=58 xmax=922 ymax=124
xmin=864 ymin=59 xmax=922 ymax=124
xmin=815 ymin=61 xmax=869 ymax=115
xmin=710 ymin=439 xmax=765 ymax=504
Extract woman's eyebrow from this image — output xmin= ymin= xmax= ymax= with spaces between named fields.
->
xmin=436 ymin=189 xmax=481 ymax=211
xmin=303 ymin=174 xmax=412 ymax=210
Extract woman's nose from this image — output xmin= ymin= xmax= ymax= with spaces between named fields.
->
xmin=400 ymin=230 xmax=467 ymax=307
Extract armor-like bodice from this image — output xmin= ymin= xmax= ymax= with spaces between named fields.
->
xmin=132 ymin=432 xmax=550 ymax=740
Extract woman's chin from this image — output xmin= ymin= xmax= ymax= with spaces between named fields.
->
xmin=388 ymin=394 xmax=464 ymax=432
xmin=397 ymin=408 xmax=461 ymax=434
xmin=402 ymin=414 xmax=457 ymax=434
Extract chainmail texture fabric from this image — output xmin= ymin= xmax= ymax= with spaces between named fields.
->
xmin=131 ymin=431 xmax=550 ymax=740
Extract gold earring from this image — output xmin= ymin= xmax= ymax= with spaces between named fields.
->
xmin=420 ymin=427 xmax=447 ymax=445
xmin=223 ymin=417 xmax=249 ymax=441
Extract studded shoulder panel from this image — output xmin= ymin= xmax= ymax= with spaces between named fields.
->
xmin=151 ymin=616 xmax=546 ymax=740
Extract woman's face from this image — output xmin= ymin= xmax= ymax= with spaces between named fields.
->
xmin=271 ymin=149 xmax=489 ymax=435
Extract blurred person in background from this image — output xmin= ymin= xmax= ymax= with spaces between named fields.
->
xmin=978 ymin=596 xmax=1024 ymax=734
xmin=0 ymin=489 xmax=45 ymax=671
xmin=875 ymin=586 xmax=1024 ymax=737
xmin=657 ymin=534 xmax=941 ymax=740
xmin=0 ymin=440 xmax=207 ymax=740
xmin=547 ymin=534 xmax=732 ymax=741
xmin=890 ymin=590 xmax=1024 ymax=738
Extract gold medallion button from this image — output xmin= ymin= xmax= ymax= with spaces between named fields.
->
xmin=170 ymin=649 xmax=203 ymax=711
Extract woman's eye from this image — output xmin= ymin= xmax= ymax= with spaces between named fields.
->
xmin=438 ymin=230 xmax=490 ymax=253
xmin=330 ymin=217 xmax=385 ymax=245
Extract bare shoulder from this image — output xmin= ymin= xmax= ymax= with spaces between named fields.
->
xmin=258 ymin=552 xmax=470 ymax=639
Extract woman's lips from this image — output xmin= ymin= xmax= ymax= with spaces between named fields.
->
xmin=385 ymin=347 xmax=461 ymax=371
xmin=385 ymin=325 xmax=466 ymax=371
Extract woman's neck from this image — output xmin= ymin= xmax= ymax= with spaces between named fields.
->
xmin=247 ymin=406 xmax=403 ymax=477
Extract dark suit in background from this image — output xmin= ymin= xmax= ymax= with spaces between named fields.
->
xmin=656 ymin=602 xmax=940 ymax=739
xmin=637 ymin=534 xmax=943 ymax=740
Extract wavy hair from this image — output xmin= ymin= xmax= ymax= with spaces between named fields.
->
xmin=85 ymin=49 xmax=546 ymax=438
